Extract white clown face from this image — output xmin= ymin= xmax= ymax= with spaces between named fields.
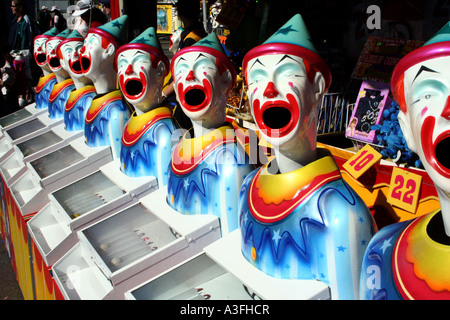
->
xmin=245 ymin=53 xmax=324 ymax=148
xmin=59 ymin=39 xmax=84 ymax=79
xmin=34 ymin=37 xmax=50 ymax=71
xmin=46 ymin=38 xmax=64 ymax=72
xmin=80 ymin=33 xmax=115 ymax=80
xmin=398 ymin=55 xmax=450 ymax=194
xmin=172 ymin=51 xmax=231 ymax=127
xmin=117 ymin=49 xmax=165 ymax=113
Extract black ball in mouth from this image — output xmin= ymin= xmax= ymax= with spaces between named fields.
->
xmin=36 ymin=53 xmax=46 ymax=64
xmin=435 ymin=136 xmax=450 ymax=170
xmin=49 ymin=57 xmax=60 ymax=68
xmin=262 ymin=106 xmax=291 ymax=130
xmin=184 ymin=88 xmax=206 ymax=107
xmin=81 ymin=57 xmax=91 ymax=72
xmin=71 ymin=60 xmax=82 ymax=73
xmin=125 ymin=79 xmax=143 ymax=97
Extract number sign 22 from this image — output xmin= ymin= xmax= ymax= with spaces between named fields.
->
xmin=388 ymin=167 xmax=422 ymax=214
xmin=343 ymin=144 xmax=382 ymax=179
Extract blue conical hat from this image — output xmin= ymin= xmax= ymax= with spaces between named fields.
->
xmin=171 ymin=32 xmax=236 ymax=86
xmin=130 ymin=27 xmax=162 ymax=50
xmin=243 ymin=14 xmax=331 ymax=91
xmin=43 ymin=27 xmax=60 ymax=37
xmin=263 ymin=14 xmax=317 ymax=54
xmin=115 ymin=27 xmax=169 ymax=75
xmin=89 ymin=15 xmax=129 ymax=48
xmin=54 ymin=29 xmax=71 ymax=40
xmin=34 ymin=26 xmax=60 ymax=42
xmin=424 ymin=21 xmax=450 ymax=46
xmin=66 ymin=29 xmax=83 ymax=40
xmin=57 ymin=29 xmax=84 ymax=55
xmin=191 ymin=32 xmax=226 ymax=54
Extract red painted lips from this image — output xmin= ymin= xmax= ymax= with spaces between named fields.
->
xmin=252 ymin=93 xmax=299 ymax=138
xmin=119 ymin=72 xmax=147 ymax=100
xmin=177 ymin=78 xmax=212 ymax=112
xmin=422 ymin=116 xmax=450 ymax=179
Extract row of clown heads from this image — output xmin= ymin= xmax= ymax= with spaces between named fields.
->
xmin=31 ymin=13 xmax=450 ymax=300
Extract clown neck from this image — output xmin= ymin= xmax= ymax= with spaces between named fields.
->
xmin=133 ymin=97 xmax=162 ymax=116
xmin=190 ymin=110 xmax=227 ymax=139
xmin=53 ymin=67 xmax=71 ymax=84
xmin=267 ymin=116 xmax=319 ymax=174
xmin=89 ymin=69 xmax=117 ymax=95
xmin=435 ymin=188 xmax=450 ymax=239
xmin=41 ymin=64 xmax=53 ymax=77
xmin=72 ymin=74 xmax=93 ymax=91
xmin=273 ymin=146 xmax=317 ymax=174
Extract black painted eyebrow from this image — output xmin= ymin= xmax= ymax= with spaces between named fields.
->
xmin=276 ymin=54 xmax=298 ymax=65
xmin=249 ymin=58 xmax=265 ymax=70
xmin=413 ymin=66 xmax=439 ymax=83
xmin=174 ymin=56 xmax=187 ymax=67
xmin=133 ymin=50 xmax=147 ymax=57
xmin=195 ymin=53 xmax=209 ymax=61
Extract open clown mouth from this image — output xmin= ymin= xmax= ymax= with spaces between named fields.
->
xmin=70 ymin=58 xmax=82 ymax=74
xmin=35 ymin=53 xmax=47 ymax=65
xmin=435 ymin=136 xmax=450 ymax=169
xmin=120 ymin=72 xmax=147 ymax=100
xmin=252 ymin=94 xmax=299 ymax=138
xmin=422 ymin=117 xmax=450 ymax=178
xmin=177 ymin=79 xmax=212 ymax=112
xmin=81 ymin=56 xmax=91 ymax=73
xmin=49 ymin=56 xmax=61 ymax=69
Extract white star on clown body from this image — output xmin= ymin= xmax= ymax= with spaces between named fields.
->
xmin=380 ymin=237 xmax=393 ymax=254
xmin=183 ymin=178 xmax=190 ymax=191
xmin=242 ymin=212 xmax=249 ymax=226
xmin=272 ymin=229 xmax=282 ymax=247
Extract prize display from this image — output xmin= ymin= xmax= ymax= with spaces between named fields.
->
xmin=1 ymin=3 xmax=449 ymax=302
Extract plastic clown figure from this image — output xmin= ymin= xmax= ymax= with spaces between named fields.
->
xmin=81 ymin=15 xmax=132 ymax=159
xmin=33 ymin=27 xmax=59 ymax=110
xmin=239 ymin=14 xmax=375 ymax=300
xmin=167 ymin=32 xmax=253 ymax=236
xmin=360 ymin=22 xmax=450 ymax=300
xmin=57 ymin=29 xmax=96 ymax=131
xmin=116 ymin=27 xmax=177 ymax=186
xmin=46 ymin=29 xmax=76 ymax=119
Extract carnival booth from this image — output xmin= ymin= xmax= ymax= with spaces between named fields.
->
xmin=2 ymin=0 xmax=450 ymax=302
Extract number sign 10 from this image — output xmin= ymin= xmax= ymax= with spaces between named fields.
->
xmin=343 ymin=144 xmax=382 ymax=179
xmin=387 ymin=167 xmax=422 ymax=214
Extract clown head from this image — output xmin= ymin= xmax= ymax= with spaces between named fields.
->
xmin=33 ymin=27 xmax=59 ymax=75
xmin=57 ymin=29 xmax=92 ymax=89
xmin=171 ymin=32 xmax=236 ymax=133
xmin=243 ymin=14 xmax=331 ymax=166
xmin=393 ymin=22 xmax=450 ymax=196
xmin=115 ymin=27 xmax=169 ymax=114
xmin=79 ymin=15 xmax=128 ymax=92
xmin=243 ymin=14 xmax=331 ymax=161
xmin=46 ymin=29 xmax=71 ymax=81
